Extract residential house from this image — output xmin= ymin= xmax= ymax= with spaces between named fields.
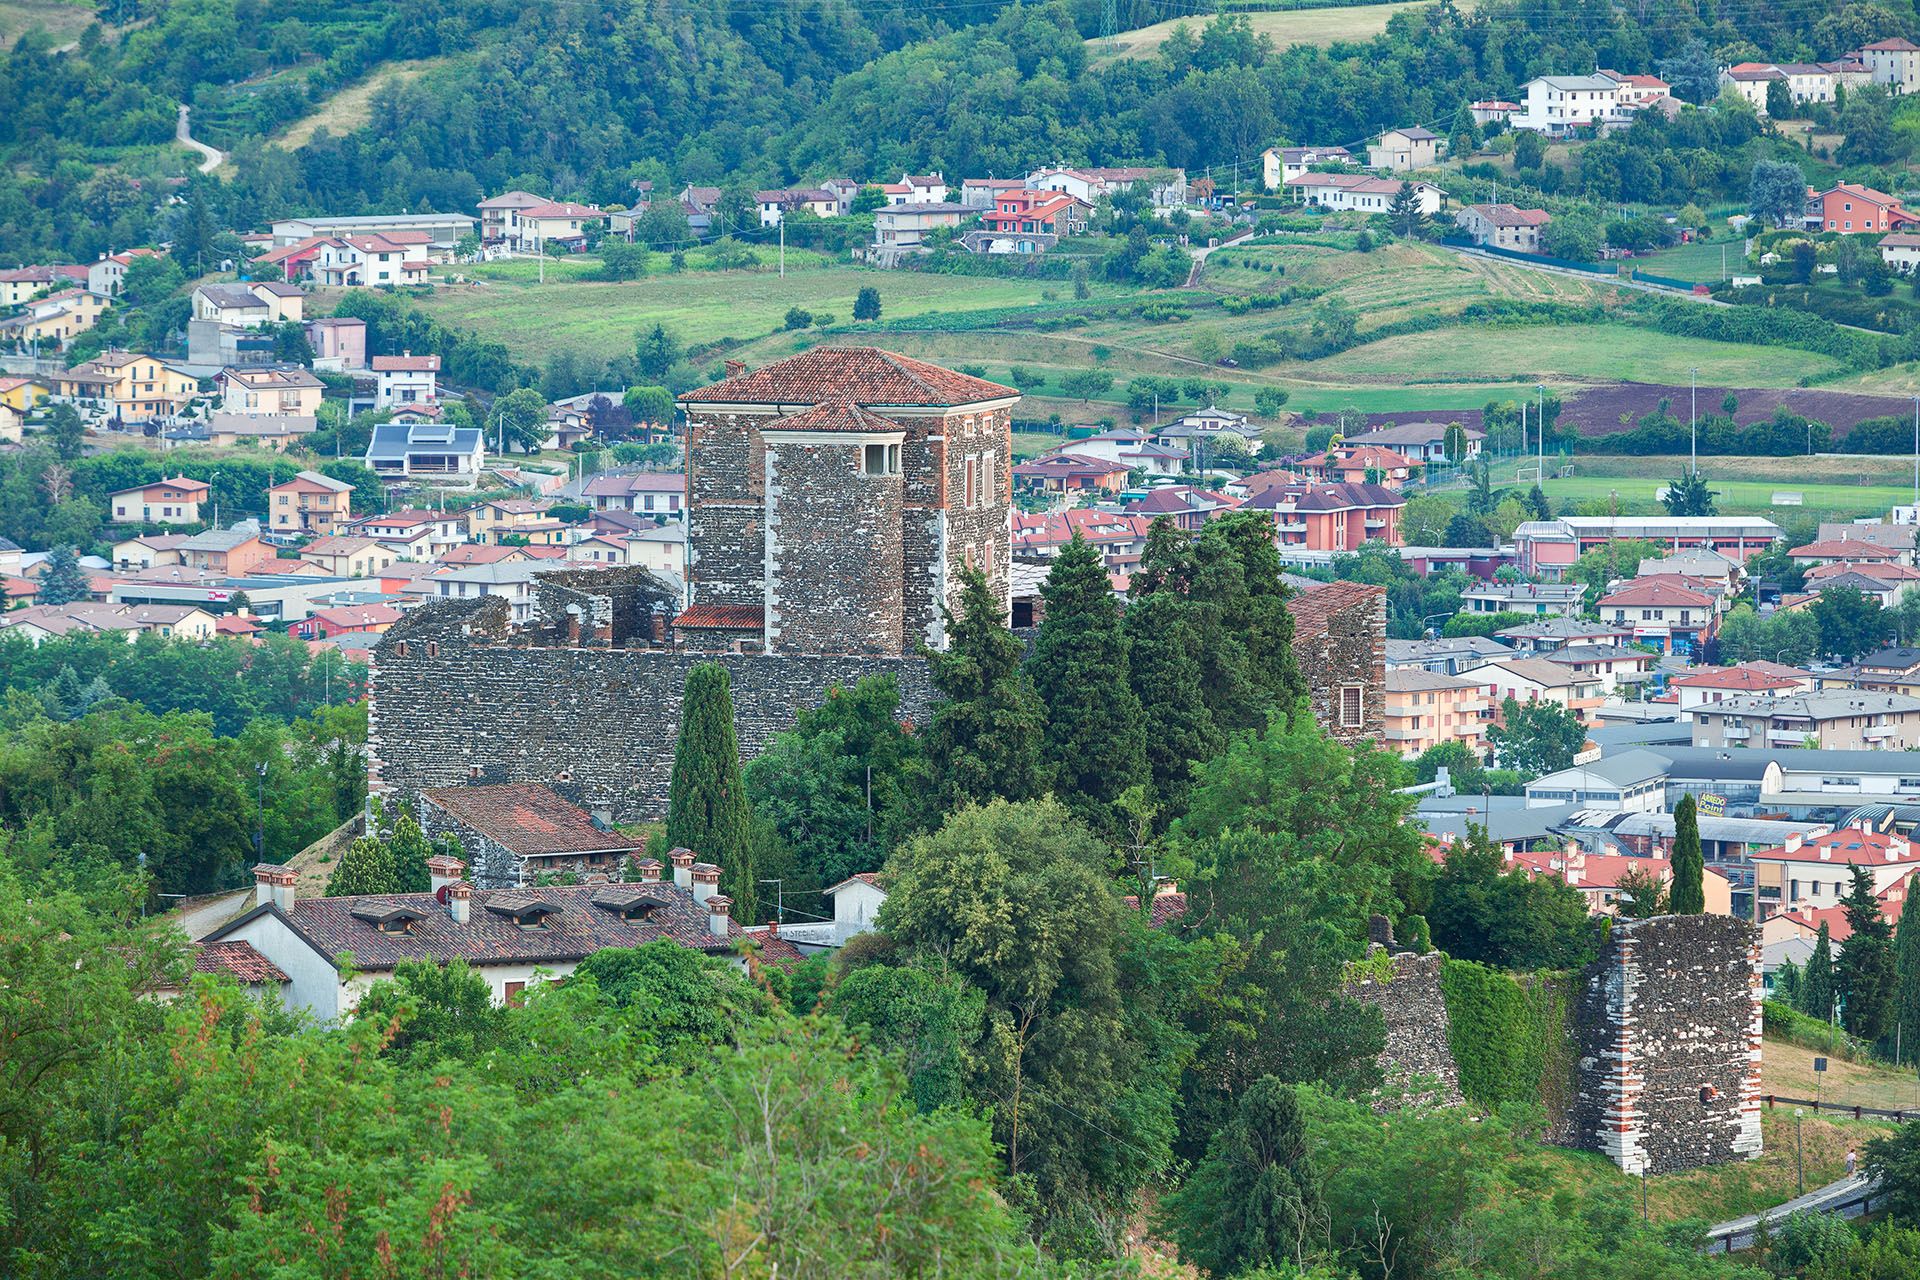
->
xmin=1036 ymin=428 xmax=1184 ymax=477
xmin=346 ymin=509 xmax=469 ymax=557
xmin=969 ymin=191 xmax=1093 ymax=253
xmin=1670 ymin=663 xmax=1817 ymax=712
xmin=466 ymin=498 xmax=555 ymax=544
xmin=477 ymin=192 xmax=548 ymax=245
xmin=306 ymin=316 xmax=367 ymax=371
xmin=0 ymin=264 xmax=73 ymax=306
xmin=85 ymin=248 xmax=159 ymax=296
xmin=268 ymin=471 xmax=354 ymax=537
xmin=268 ymin=213 xmax=473 ymax=251
xmin=1349 ymin=420 xmax=1484 ymax=464
xmin=1368 ymin=126 xmax=1443 ymax=170
xmin=871 ymin=203 xmax=974 ymax=254
xmin=1285 ymin=172 xmax=1446 ymax=214
xmin=1482 ymin=657 xmax=1606 ymax=723
xmin=201 ymin=854 xmax=752 ymax=1021
xmin=1461 ymin=581 xmax=1589 ymax=617
xmin=1456 ymin=203 xmax=1551 ymax=252
xmin=1385 ymin=635 xmax=1513 ymax=676
xmin=0 ymin=288 xmax=110 ymax=347
xmin=1522 ymin=749 xmax=1670 ymax=812
xmin=1513 ymin=516 xmax=1782 ymax=578
xmin=626 ymin=522 xmax=686 ymax=578
xmin=580 ymin=472 xmax=686 ymax=518
xmin=495 ymin=200 xmax=605 ymax=252
xmin=170 ymin=412 xmax=318 ymax=451
xmin=220 ymin=365 xmax=324 ymax=417
xmin=0 ymin=375 xmax=51 ymax=412
xmin=1153 ymin=406 xmax=1256 ymax=461
xmin=111 ymin=533 xmax=194 ymax=570
xmin=371 ymin=352 xmax=440 ymax=409
xmin=1720 ymin=62 xmax=1787 ymax=111
xmin=1753 ymin=827 xmax=1920 ymax=917
xmin=1692 ymin=691 xmax=1920 ymax=750
xmin=1260 ymin=145 xmax=1354 ymax=189
xmin=880 ymin=173 xmax=949 ymax=204
xmin=177 ymin=528 xmax=274 ymax=577
xmin=1011 ymin=453 xmax=1131 ymax=495
xmin=1543 ymin=643 xmax=1655 ymax=695
xmin=1598 ymin=69 xmax=1672 ymax=104
xmin=1813 ymin=183 xmax=1917 ymax=234
xmin=430 ymin=560 xmax=591 ymax=624
xmin=252 ymin=236 xmax=334 ymax=283
xmin=1240 ymin=481 xmax=1405 ymax=555
xmin=416 ymin=785 xmax=644 ymax=888
xmin=363 ymin=420 xmax=484 ymax=487
xmin=0 ymin=601 xmax=218 ymax=644
xmin=289 ymin=603 xmax=405 ymax=639
xmin=1024 ymin=166 xmax=1187 ymax=210
xmin=191 ymin=281 xmax=305 ymax=327
xmin=58 ymin=350 xmax=200 ymax=421
xmin=1514 ymin=75 xmax=1623 ymax=135
xmin=109 ymin=476 xmax=210 ymax=526
xmin=959 ymin=178 xmax=1026 ymax=207
xmin=300 ymin=536 xmax=397 ymax=578
xmin=1595 ymin=577 xmax=1717 ymax=655
xmin=1506 ymin=847 xmax=1733 ymax=917
xmin=1469 ymin=100 xmax=1522 ymax=125
xmin=1495 ymin=618 xmax=1638 ymax=651
xmin=1855 ymin=37 xmax=1920 ymax=94
xmin=313 ymin=234 xmax=434 ymax=288
xmin=1383 ymin=668 xmax=1489 ymax=758
xmin=1121 ymin=484 xmax=1241 ymax=531
xmin=1294 ymin=443 xmax=1417 ymax=489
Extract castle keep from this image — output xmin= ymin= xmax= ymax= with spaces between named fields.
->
xmin=369 ymin=349 xmax=1014 ymax=821
xmin=676 ymin=348 xmax=1019 ymax=654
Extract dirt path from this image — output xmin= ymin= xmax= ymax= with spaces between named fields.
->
xmin=176 ymin=104 xmax=225 ymax=175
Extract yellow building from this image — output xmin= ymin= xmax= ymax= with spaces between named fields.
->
xmin=0 ymin=288 xmax=111 ymax=347
xmin=0 ymin=376 xmax=51 ymax=412
xmin=58 ymin=350 xmax=201 ymax=421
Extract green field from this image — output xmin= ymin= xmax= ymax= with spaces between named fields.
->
xmin=0 ymin=0 xmax=95 ymax=44
xmin=1629 ymin=238 xmax=1741 ymax=286
xmin=1092 ymin=0 xmax=1472 ymax=62
xmin=403 ymin=267 xmax=1121 ymax=365
xmin=1538 ymin=472 xmax=1907 ymax=523
xmin=1309 ymin=324 xmax=1838 ymax=387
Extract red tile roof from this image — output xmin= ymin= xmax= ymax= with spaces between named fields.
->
xmin=371 ymin=353 xmax=441 ymax=372
xmin=675 ymin=603 xmax=765 ymax=629
xmin=421 ymin=783 xmax=643 ymax=856
xmin=763 ymin=398 xmax=904 ymax=434
xmin=1755 ymin=828 xmax=1916 ymax=868
xmin=192 ymin=939 xmax=290 ymax=983
xmin=679 ymin=347 xmax=1014 ymax=407
xmin=1790 ymin=538 xmax=1900 ymax=560
xmin=1285 ymin=579 xmax=1386 ymax=641
xmin=1668 ymin=665 xmax=1804 ymax=691
xmin=1121 ymin=889 xmax=1191 ymax=928
xmin=1595 ymin=579 xmax=1713 ymax=608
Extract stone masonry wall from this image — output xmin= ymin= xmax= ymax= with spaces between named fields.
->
xmin=1288 ymin=583 xmax=1387 ymax=749
xmin=1346 ymin=941 xmax=1466 ymax=1113
xmin=1568 ymin=914 xmax=1763 ymax=1175
xmin=767 ymin=438 xmax=905 ymax=656
xmin=685 ymin=408 xmax=766 ymax=609
xmin=369 ymin=597 xmax=936 ymax=823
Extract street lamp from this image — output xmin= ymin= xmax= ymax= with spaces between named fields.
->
xmin=1794 ymin=1107 xmax=1805 ymax=1195
xmin=254 ymin=761 xmax=269 ymax=861
xmin=1689 ymin=368 xmax=1699 ymax=476
xmin=209 ymin=470 xmax=223 ymax=530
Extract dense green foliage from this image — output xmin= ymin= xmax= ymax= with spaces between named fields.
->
xmin=923 ymin=567 xmax=1046 ymax=814
xmin=1841 ymin=863 xmax=1898 ymax=1044
xmin=665 ymin=663 xmax=757 ymax=918
xmin=1158 ymin=1077 xmax=1325 ymax=1276
xmin=1427 ymin=824 xmax=1597 ymax=971
xmin=1670 ymin=794 xmax=1705 ymax=915
xmin=1439 ymin=959 xmax=1571 ymax=1111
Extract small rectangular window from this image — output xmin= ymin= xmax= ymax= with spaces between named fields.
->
xmin=863 ymin=443 xmax=898 ymax=477
xmin=1340 ymin=684 xmax=1365 ymax=728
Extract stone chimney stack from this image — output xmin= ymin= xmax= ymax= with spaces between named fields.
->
xmin=691 ymin=862 xmax=721 ymax=911
xmin=706 ymin=893 xmax=732 ymax=939
xmin=448 ymin=881 xmax=472 ymax=925
xmin=262 ymin=867 xmax=296 ymax=913
xmin=635 ymin=857 xmax=663 ymax=883
xmin=671 ymin=848 xmax=695 ymax=891
xmin=427 ymin=854 xmax=465 ymax=896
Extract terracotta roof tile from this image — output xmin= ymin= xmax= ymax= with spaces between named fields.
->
xmin=676 ymin=603 xmax=765 ymax=629
xmin=679 ymin=347 xmax=1014 ymax=407
xmin=192 ymin=939 xmax=290 ymax=983
xmin=420 ymin=783 xmax=642 ymax=857
xmin=762 ymin=398 xmax=905 ymax=433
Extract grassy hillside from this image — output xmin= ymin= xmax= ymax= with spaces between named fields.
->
xmin=1090 ymin=0 xmax=1468 ymax=62
xmin=270 ymin=56 xmax=459 ymax=150
xmin=0 ymin=0 xmax=93 ymax=45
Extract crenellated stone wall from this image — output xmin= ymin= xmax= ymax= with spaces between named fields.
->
xmin=1346 ymin=921 xmax=1466 ymax=1113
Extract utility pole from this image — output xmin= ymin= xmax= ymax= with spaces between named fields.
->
xmin=1537 ymin=382 xmax=1545 ymax=482
xmin=1912 ymin=395 xmax=1919 ymax=515
xmin=779 ymin=217 xmax=785 ymax=278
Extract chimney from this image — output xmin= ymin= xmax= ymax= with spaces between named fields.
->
xmin=671 ymin=847 xmax=695 ymax=890
xmin=253 ymin=863 xmax=278 ymax=908
xmin=427 ymin=854 xmax=465 ymax=895
xmin=691 ymin=862 xmax=721 ymax=911
xmin=448 ymin=880 xmax=472 ymax=925
xmin=724 ymin=359 xmax=746 ymax=378
xmin=706 ymin=892 xmax=732 ymax=938
xmin=635 ymin=857 xmax=663 ymax=883
xmin=1786 ymin=832 xmax=1804 ymax=854
xmin=266 ymin=867 xmax=296 ymax=913
xmin=1152 ymin=876 xmax=1179 ymax=899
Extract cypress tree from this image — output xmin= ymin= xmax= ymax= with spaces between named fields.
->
xmin=666 ymin=662 xmax=756 ymax=918
xmin=1029 ymin=535 xmax=1146 ymax=835
xmin=1840 ymin=864 xmax=1896 ymax=1043
xmin=924 ymin=566 xmax=1045 ymax=815
xmin=38 ymin=545 xmax=90 ymax=606
xmin=1668 ymin=794 xmax=1705 ymax=914
xmin=1894 ymin=898 xmax=1920 ymax=1062
xmin=1159 ymin=1076 xmax=1325 ymax=1275
xmin=327 ymin=836 xmax=396 ymax=897
xmin=1803 ymin=923 xmax=1836 ymax=1023
xmin=386 ymin=815 xmax=434 ymax=894
xmin=1124 ymin=591 xmax=1218 ymax=817
xmin=1210 ymin=512 xmax=1307 ymax=715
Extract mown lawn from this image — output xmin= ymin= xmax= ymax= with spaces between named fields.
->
xmin=1538 ymin=472 xmax=1909 ymax=522
xmin=1629 ymin=238 xmax=1743 ymax=285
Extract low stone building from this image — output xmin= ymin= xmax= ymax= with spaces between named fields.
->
xmin=417 ymin=782 xmax=645 ymax=888
xmin=1286 ymin=580 xmax=1388 ymax=748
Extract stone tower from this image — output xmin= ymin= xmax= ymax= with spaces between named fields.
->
xmin=676 ymin=348 xmax=1018 ymax=655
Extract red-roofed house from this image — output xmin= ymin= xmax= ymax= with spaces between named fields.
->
xmin=1857 ymin=37 xmax=1920 ymax=95
xmin=109 ymin=476 xmax=211 ymax=526
xmin=1814 ymin=183 xmax=1918 ymax=234
xmin=1240 ymin=480 xmax=1405 ymax=553
xmin=418 ymin=783 xmax=643 ymax=887
xmin=1294 ymin=443 xmax=1417 ymax=490
xmin=1595 ymin=577 xmax=1717 ymax=655
xmin=1507 ymin=848 xmax=1733 ymax=916
xmin=1456 ymin=203 xmax=1552 ymax=252
xmin=290 ymin=603 xmax=405 ymax=640
xmin=1012 ymin=452 xmax=1130 ymax=494
xmin=371 ymin=351 xmax=440 ymax=409
xmin=1753 ymin=828 xmax=1920 ymax=916
xmin=1790 ymin=537 xmax=1900 ymax=565
xmin=1668 ymin=663 xmax=1816 ymax=711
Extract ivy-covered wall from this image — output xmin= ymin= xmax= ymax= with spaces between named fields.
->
xmin=1439 ymin=959 xmax=1574 ymax=1132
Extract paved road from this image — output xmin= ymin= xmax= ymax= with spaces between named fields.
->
xmin=176 ymin=104 xmax=226 ymax=175
xmin=1703 ymin=1174 xmax=1876 ymax=1253
xmin=1184 ymin=228 xmax=1256 ymax=286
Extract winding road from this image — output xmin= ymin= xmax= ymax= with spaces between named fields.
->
xmin=1701 ymin=1174 xmax=1877 ymax=1254
xmin=176 ymin=104 xmax=226 ymax=175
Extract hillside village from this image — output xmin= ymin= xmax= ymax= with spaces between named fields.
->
xmin=23 ymin=0 xmax=1920 ymax=1276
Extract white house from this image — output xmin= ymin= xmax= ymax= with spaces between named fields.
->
xmin=314 ymin=234 xmax=432 ymax=288
xmin=371 ymin=351 xmax=440 ymax=409
xmin=1882 ymin=232 xmax=1920 ymax=272
xmin=201 ymin=856 xmax=749 ymax=1022
xmin=364 ymin=421 xmax=484 ymax=488
xmin=1367 ymin=127 xmax=1443 ymax=171
xmin=87 ymin=249 xmax=160 ymax=296
xmin=191 ymin=281 xmax=305 ymax=328
xmin=1514 ymin=75 xmax=1622 ymax=135
xmin=1284 ymin=173 xmax=1445 ymax=214
xmin=220 ymin=365 xmax=324 ymax=416
xmin=1260 ymin=145 xmax=1354 ymax=190
xmin=1857 ymin=37 xmax=1920 ymax=95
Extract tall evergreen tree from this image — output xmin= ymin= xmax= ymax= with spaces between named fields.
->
xmin=1840 ymin=864 xmax=1897 ymax=1043
xmin=1028 ymin=535 xmax=1146 ymax=835
xmin=1124 ymin=590 xmax=1219 ymax=817
xmin=923 ymin=567 xmax=1044 ymax=815
xmin=1668 ymin=794 xmax=1705 ymax=914
xmin=666 ymin=662 xmax=756 ymax=918
xmin=1210 ymin=513 xmax=1307 ymax=715
xmin=1895 ymin=897 xmax=1920 ymax=1062
xmin=1802 ymin=923 xmax=1836 ymax=1023
xmin=326 ymin=835 xmax=396 ymax=897
xmin=38 ymin=545 xmax=90 ymax=606
xmin=1159 ymin=1076 xmax=1326 ymax=1276
xmin=386 ymin=814 xmax=435 ymax=894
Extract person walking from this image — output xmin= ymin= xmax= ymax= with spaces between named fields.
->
xmin=1846 ymin=1148 xmax=1858 ymax=1179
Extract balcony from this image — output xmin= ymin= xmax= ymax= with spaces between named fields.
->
xmin=1721 ymin=724 xmax=1751 ymax=740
